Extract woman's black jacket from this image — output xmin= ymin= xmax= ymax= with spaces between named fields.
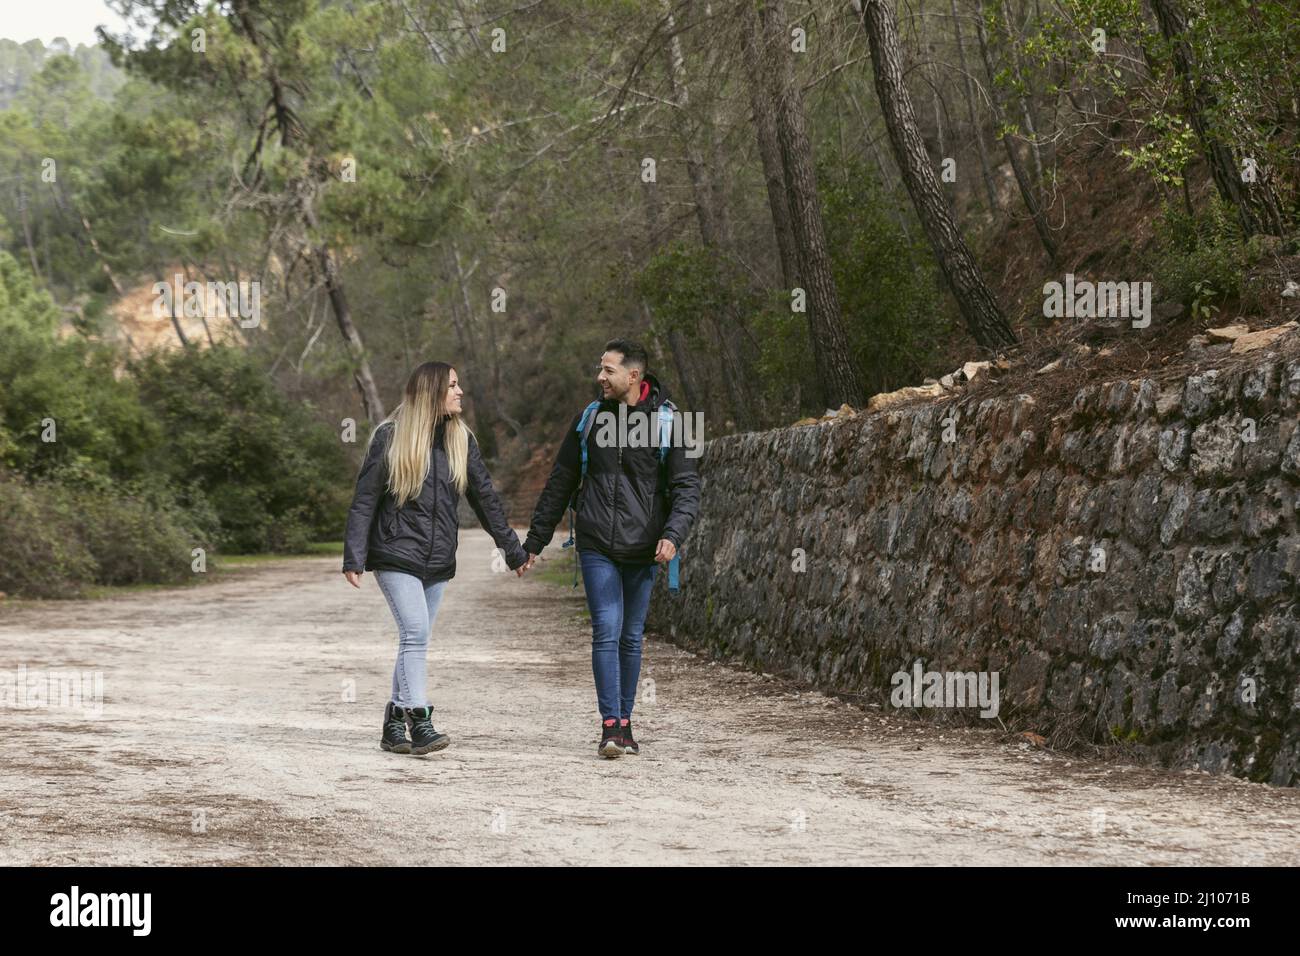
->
xmin=342 ymin=420 xmax=527 ymax=582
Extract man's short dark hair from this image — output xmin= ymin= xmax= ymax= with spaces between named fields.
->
xmin=604 ymin=338 xmax=647 ymax=372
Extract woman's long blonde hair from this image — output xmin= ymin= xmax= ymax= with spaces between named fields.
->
xmin=375 ymin=362 xmax=472 ymax=505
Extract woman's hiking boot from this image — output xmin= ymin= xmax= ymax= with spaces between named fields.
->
xmin=380 ymin=701 xmax=411 ymax=754
xmin=406 ymin=706 xmax=451 ymax=755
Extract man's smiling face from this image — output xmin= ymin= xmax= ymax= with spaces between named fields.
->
xmin=597 ymin=349 xmax=638 ymax=402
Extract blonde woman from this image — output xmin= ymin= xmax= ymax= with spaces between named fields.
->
xmin=342 ymin=362 xmax=528 ymax=755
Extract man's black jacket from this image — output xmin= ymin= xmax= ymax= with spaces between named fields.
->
xmin=343 ymin=420 xmax=527 ymax=581
xmin=524 ymin=372 xmax=701 ymax=564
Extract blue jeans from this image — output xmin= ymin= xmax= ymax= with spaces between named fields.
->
xmin=374 ymin=570 xmax=447 ymax=709
xmin=579 ymin=549 xmax=658 ymax=720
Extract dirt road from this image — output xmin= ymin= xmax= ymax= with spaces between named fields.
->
xmin=1 ymin=529 xmax=1297 ymax=865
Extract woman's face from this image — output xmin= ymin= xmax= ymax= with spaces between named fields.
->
xmin=444 ymin=369 xmax=464 ymax=415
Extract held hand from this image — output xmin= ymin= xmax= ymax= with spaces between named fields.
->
xmin=344 ymin=570 xmax=363 ymax=588
xmin=516 ymin=552 xmax=537 ymax=577
xmin=654 ymin=539 xmax=676 ymax=564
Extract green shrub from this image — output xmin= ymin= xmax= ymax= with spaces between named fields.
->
xmin=0 ymin=471 xmax=215 ymax=597
xmin=0 ymin=472 xmax=98 ymax=598
xmin=62 ymin=479 xmax=214 ymax=586
xmin=1151 ymin=196 xmax=1254 ymax=316
xmin=0 ymin=251 xmax=160 ymax=483
xmin=750 ymin=296 xmax=817 ymax=411
xmin=129 ymin=344 xmax=351 ymax=553
xmin=2 ymin=250 xmax=350 ymax=579
xmin=819 ymin=152 xmax=952 ymax=396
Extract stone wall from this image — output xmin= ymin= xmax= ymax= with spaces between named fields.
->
xmin=648 ymin=347 xmax=1300 ymax=785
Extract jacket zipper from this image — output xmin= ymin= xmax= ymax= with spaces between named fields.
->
xmin=611 ymin=433 xmax=621 ymax=552
xmin=424 ymin=448 xmax=438 ymax=572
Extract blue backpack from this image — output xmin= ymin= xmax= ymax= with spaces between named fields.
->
xmin=561 ymin=399 xmax=681 ymax=592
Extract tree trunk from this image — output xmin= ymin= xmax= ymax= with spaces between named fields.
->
xmin=216 ymin=248 xmax=254 ymax=344
xmin=1148 ymin=0 xmax=1281 ymax=237
xmin=184 ymin=261 xmax=216 ymax=348
xmin=17 ymin=182 xmax=43 ymax=283
xmin=702 ymin=4 xmax=733 ymax=249
xmin=663 ymin=4 xmax=724 ymax=249
xmin=77 ymin=209 xmax=126 ymax=296
xmin=640 ymin=178 xmax=703 ymax=411
xmin=443 ymin=251 xmax=490 ymax=459
xmin=741 ymin=1 xmax=800 ymax=290
xmin=442 ymin=248 xmax=480 ymax=375
xmin=48 ymin=180 xmax=126 ymax=289
xmin=999 ymin=0 xmax=1044 ymax=185
xmin=667 ymin=327 xmax=701 ymax=411
xmin=316 ymin=242 xmax=385 ymax=424
xmin=154 ymin=264 xmax=191 ymax=350
xmin=231 ymin=0 xmax=386 ymax=422
xmin=446 ymin=243 xmax=524 ymax=459
xmin=974 ymin=8 xmax=1058 ymax=262
xmin=950 ymin=0 xmax=999 ymax=212
xmin=919 ymin=0 xmax=949 ymax=171
xmin=662 ymin=0 xmax=755 ymax=428
xmin=757 ymin=0 xmax=866 ymax=407
xmin=861 ymin=0 xmax=1017 ymax=350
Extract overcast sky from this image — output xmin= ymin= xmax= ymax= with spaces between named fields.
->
xmin=2 ymin=0 xmax=139 ymax=47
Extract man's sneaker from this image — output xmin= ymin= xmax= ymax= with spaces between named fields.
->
xmin=620 ymin=719 xmax=639 ymax=755
xmin=380 ymin=701 xmax=411 ymax=754
xmin=599 ymin=719 xmax=623 ymax=759
xmin=405 ymin=706 xmax=451 ymax=755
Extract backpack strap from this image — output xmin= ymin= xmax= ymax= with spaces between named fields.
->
xmin=656 ymin=401 xmax=681 ymax=593
xmin=577 ymin=400 xmax=602 ymax=484
xmin=562 ymin=400 xmax=602 ymax=587
xmin=656 ymin=401 xmax=675 ymax=464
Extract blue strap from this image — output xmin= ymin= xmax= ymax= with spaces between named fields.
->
xmin=578 ymin=400 xmax=601 ymax=477
xmin=658 ymin=403 xmax=681 ymax=593
xmin=563 ymin=401 xmax=602 ymax=588
xmin=656 ymin=403 xmax=674 ymax=464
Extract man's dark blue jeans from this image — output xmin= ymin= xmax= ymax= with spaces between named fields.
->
xmin=578 ymin=548 xmax=658 ymax=720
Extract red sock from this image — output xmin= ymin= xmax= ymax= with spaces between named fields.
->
xmin=619 ymin=719 xmax=629 ymax=727
xmin=603 ymin=718 xmax=617 ymax=727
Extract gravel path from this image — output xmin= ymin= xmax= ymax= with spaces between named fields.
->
xmin=2 ymin=529 xmax=1296 ymax=865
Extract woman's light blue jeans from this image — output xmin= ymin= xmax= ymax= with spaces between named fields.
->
xmin=374 ymin=569 xmax=447 ymax=709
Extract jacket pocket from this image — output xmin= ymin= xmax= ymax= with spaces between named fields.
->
xmin=576 ymin=473 xmax=613 ymax=549
xmin=370 ymin=498 xmax=390 ymax=538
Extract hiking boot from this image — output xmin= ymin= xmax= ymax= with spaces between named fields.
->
xmin=405 ymin=706 xmax=451 ymax=755
xmin=380 ymin=701 xmax=411 ymax=754
xmin=620 ymin=719 xmax=639 ymax=756
xmin=599 ymin=719 xmax=623 ymax=759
